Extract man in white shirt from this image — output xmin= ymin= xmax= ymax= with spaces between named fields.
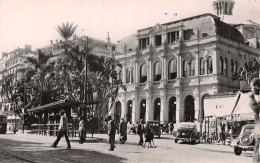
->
xmin=51 ymin=110 xmax=71 ymax=149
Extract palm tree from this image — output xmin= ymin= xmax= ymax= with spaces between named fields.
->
xmin=57 ymin=22 xmax=78 ymax=42
xmin=26 ymin=49 xmax=54 ymax=106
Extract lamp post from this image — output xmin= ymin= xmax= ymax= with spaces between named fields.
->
xmin=84 ymin=36 xmax=89 ymax=138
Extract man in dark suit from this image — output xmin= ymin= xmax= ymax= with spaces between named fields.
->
xmin=51 ymin=110 xmax=71 ymax=149
xmin=249 ymin=78 xmax=260 ymax=163
xmin=107 ymin=116 xmax=116 ymax=151
xmin=137 ymin=119 xmax=144 ymax=145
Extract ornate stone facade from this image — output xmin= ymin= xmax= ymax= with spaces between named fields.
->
xmin=111 ymin=14 xmax=260 ymax=126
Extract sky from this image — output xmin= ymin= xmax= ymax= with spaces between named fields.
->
xmin=0 ymin=0 xmax=260 ymax=57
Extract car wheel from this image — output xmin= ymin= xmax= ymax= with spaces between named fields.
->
xmin=191 ymin=140 xmax=196 ymax=144
xmin=234 ymin=147 xmax=242 ymax=155
xmin=175 ymin=139 xmax=178 ymax=143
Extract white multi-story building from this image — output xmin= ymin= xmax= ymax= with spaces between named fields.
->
xmin=111 ymin=13 xmax=260 ymax=126
xmin=0 ymin=45 xmax=35 ymax=114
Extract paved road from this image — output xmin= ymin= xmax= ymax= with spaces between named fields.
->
xmin=0 ymin=132 xmax=253 ymax=163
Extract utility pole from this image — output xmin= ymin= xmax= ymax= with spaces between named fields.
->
xmin=84 ymin=36 xmax=88 ymax=138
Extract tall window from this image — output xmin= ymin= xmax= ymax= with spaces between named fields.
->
xmin=118 ymin=70 xmax=123 ymax=81
xmin=231 ymin=59 xmax=234 ymax=75
xmin=154 ymin=61 xmax=162 ymax=81
xmin=190 ymin=59 xmax=195 ymax=76
xmin=220 ymin=56 xmax=224 ymax=75
xmin=200 ymin=58 xmax=205 ymax=75
xmin=131 ymin=68 xmax=134 ymax=83
xmin=139 ymin=37 xmax=150 ymax=49
xmin=224 ymin=58 xmax=228 ymax=76
xmin=234 ymin=61 xmax=238 ymax=74
xmin=207 ymin=56 xmax=213 ymax=74
xmin=140 ymin=64 xmax=147 ymax=83
xmin=183 ymin=60 xmax=188 ymax=77
xmin=126 ymin=69 xmax=130 ymax=83
xmin=168 ymin=59 xmax=177 ymax=79
xmin=156 ymin=35 xmax=162 ymax=46
xmin=167 ymin=31 xmax=179 ymax=43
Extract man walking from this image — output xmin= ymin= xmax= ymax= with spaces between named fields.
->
xmin=107 ymin=116 xmax=116 ymax=151
xmin=119 ymin=117 xmax=127 ymax=144
xmin=51 ymin=110 xmax=71 ymax=149
xmin=249 ymin=78 xmax=260 ymax=163
xmin=137 ymin=119 xmax=144 ymax=145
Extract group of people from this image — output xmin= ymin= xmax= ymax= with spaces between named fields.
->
xmin=137 ymin=119 xmax=155 ymax=148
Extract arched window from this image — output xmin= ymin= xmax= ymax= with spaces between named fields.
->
xmin=220 ymin=56 xmax=224 ymax=75
xmin=168 ymin=59 xmax=177 ymax=79
xmin=231 ymin=59 xmax=234 ymax=74
xmin=224 ymin=58 xmax=228 ymax=76
xmin=118 ymin=70 xmax=123 ymax=81
xmin=207 ymin=56 xmax=213 ymax=74
xmin=154 ymin=61 xmax=162 ymax=81
xmin=131 ymin=68 xmax=134 ymax=83
xmin=183 ymin=60 xmax=188 ymax=77
xmin=234 ymin=61 xmax=238 ymax=74
xmin=190 ymin=59 xmax=195 ymax=76
xmin=140 ymin=64 xmax=147 ymax=83
xmin=200 ymin=58 xmax=205 ymax=75
xmin=126 ymin=69 xmax=130 ymax=83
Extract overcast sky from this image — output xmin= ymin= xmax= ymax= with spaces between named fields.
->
xmin=0 ymin=0 xmax=259 ymax=56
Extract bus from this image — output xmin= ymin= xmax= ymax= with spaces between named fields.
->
xmin=0 ymin=114 xmax=7 ymax=134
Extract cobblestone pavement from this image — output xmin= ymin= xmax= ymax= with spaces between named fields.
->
xmin=0 ymin=131 xmax=253 ymax=163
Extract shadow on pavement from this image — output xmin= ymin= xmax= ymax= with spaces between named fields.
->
xmin=0 ymin=138 xmax=127 ymax=163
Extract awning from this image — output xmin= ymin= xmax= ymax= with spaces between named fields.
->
xmin=204 ymin=93 xmax=238 ymax=117
xmin=27 ymin=100 xmax=81 ymax=113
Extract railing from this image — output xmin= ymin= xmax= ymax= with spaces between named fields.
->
xmin=31 ymin=123 xmax=78 ymax=138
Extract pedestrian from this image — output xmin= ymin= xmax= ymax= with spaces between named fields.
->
xmin=78 ymin=116 xmax=85 ymax=144
xmin=217 ymin=123 xmax=222 ymax=143
xmin=169 ymin=122 xmax=174 ymax=134
xmin=142 ymin=123 xmax=152 ymax=148
xmin=137 ymin=119 xmax=144 ymax=145
xmin=107 ymin=116 xmax=116 ymax=151
xmin=228 ymin=126 xmax=233 ymax=144
xmin=248 ymin=78 xmax=260 ymax=163
xmin=221 ymin=124 xmax=226 ymax=145
xmin=51 ymin=110 xmax=71 ymax=149
xmin=119 ymin=117 xmax=127 ymax=144
xmin=127 ymin=122 xmax=131 ymax=134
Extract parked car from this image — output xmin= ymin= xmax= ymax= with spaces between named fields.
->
xmin=160 ymin=124 xmax=169 ymax=133
xmin=173 ymin=122 xmax=201 ymax=144
xmin=146 ymin=120 xmax=161 ymax=138
xmin=230 ymin=124 xmax=254 ymax=155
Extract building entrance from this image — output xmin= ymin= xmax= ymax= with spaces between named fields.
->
xmin=140 ymin=99 xmax=146 ymax=122
xmin=184 ymin=95 xmax=195 ymax=122
xmin=169 ymin=96 xmax=176 ymax=123
xmin=154 ymin=98 xmax=161 ymax=121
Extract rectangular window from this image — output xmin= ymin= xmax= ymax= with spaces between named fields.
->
xmin=167 ymin=31 xmax=179 ymax=43
xmin=156 ymin=35 xmax=162 ymax=46
xmin=139 ymin=37 xmax=149 ymax=49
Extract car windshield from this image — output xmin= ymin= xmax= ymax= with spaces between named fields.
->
xmin=180 ymin=123 xmax=195 ymax=129
xmin=244 ymin=128 xmax=254 ymax=133
xmin=148 ymin=122 xmax=159 ymax=127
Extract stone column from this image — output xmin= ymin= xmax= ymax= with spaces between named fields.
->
xmin=132 ymin=95 xmax=137 ymax=123
xmin=146 ymin=91 xmax=152 ymax=122
xmin=146 ymin=58 xmax=152 ymax=82
xmin=135 ymin=61 xmax=139 ymax=83
xmin=212 ymin=48 xmax=217 ymax=74
xmin=160 ymin=91 xmax=167 ymax=124
xmin=122 ymin=63 xmax=126 ymax=83
xmin=177 ymin=55 xmax=182 ymax=78
xmin=194 ymin=96 xmax=200 ymax=122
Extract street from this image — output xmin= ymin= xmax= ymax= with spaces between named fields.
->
xmin=0 ymin=132 xmax=253 ymax=163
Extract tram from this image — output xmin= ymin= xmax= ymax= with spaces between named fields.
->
xmin=0 ymin=114 xmax=7 ymax=134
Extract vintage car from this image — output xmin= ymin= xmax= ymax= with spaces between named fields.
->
xmin=173 ymin=122 xmax=201 ymax=144
xmin=146 ymin=120 xmax=161 ymax=138
xmin=230 ymin=124 xmax=254 ymax=155
xmin=160 ymin=124 xmax=169 ymax=133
